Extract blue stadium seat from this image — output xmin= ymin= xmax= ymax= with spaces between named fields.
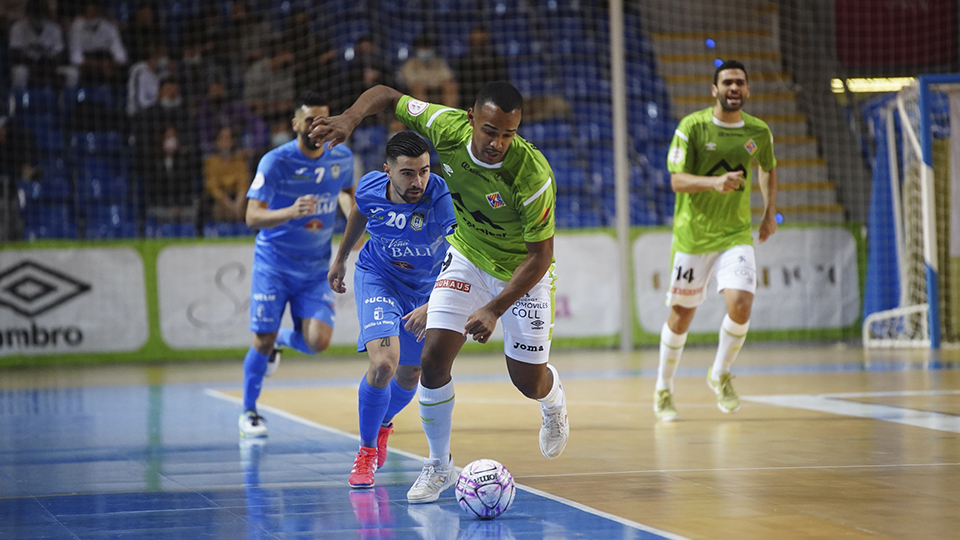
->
xmin=521 ymin=119 xmax=573 ymax=146
xmin=17 ymin=177 xmax=72 ymax=204
xmin=203 ymin=220 xmax=254 ymax=238
xmin=601 ymin=190 xmax=659 ymax=226
xmin=77 ymin=158 xmax=129 ymax=203
xmin=552 ymin=166 xmax=588 ymax=190
xmin=537 ymin=144 xmax=579 ymax=171
xmin=20 ymin=202 xmax=78 ymax=239
xmin=63 ymin=86 xmax=115 ymax=109
xmin=554 ymin=193 xmax=602 ymax=228
xmin=145 ymin=218 xmax=197 ymax=238
xmin=84 ymin=203 xmax=138 ymax=239
xmin=10 ymin=86 xmax=59 ymax=115
xmin=70 ymin=131 xmax=124 ymax=157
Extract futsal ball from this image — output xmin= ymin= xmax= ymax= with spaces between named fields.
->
xmin=455 ymin=459 xmax=515 ymax=519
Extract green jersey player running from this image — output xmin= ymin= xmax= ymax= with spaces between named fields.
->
xmin=310 ymin=81 xmax=568 ymax=504
xmin=654 ymin=60 xmax=779 ymax=421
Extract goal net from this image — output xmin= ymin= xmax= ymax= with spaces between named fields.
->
xmin=863 ymin=76 xmax=960 ymax=349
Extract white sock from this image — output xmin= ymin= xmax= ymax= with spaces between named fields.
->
xmin=656 ymin=323 xmax=687 ymax=392
xmin=418 ymin=381 xmax=455 ymax=465
xmin=537 ymin=364 xmax=565 ymax=412
xmin=711 ymin=315 xmax=750 ymax=378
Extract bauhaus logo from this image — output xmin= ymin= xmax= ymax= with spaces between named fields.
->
xmin=0 ymin=260 xmax=91 ymax=349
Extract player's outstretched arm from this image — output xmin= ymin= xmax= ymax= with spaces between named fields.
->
xmin=309 ymin=85 xmax=404 ymax=150
xmin=245 ymin=195 xmax=317 ymax=230
xmin=328 ymin=200 xmax=367 ymax=294
xmin=671 ymin=171 xmax=745 ymax=194
xmin=758 ymin=167 xmax=778 ymax=243
xmin=464 ymin=237 xmax=554 ymax=344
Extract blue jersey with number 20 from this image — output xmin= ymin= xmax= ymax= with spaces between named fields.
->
xmin=355 ymin=171 xmax=456 ymax=297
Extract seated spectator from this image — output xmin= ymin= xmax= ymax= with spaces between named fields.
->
xmin=222 ymin=1 xmax=277 ymax=70
xmin=177 ymin=22 xmax=227 ymax=114
xmin=399 ymin=33 xmax=458 ymax=107
xmin=283 ymin=7 xmax=339 ymax=96
xmin=68 ymin=0 xmax=128 ymax=88
xmin=126 ymin=38 xmax=170 ymax=116
xmin=0 ymin=116 xmax=37 ymax=240
xmin=242 ymin=38 xmax=296 ymax=119
xmin=134 ymin=78 xmax=194 ymax=176
xmin=204 ymin=127 xmax=249 ymax=223
xmin=455 ymin=26 xmax=509 ymax=109
xmin=9 ymin=0 xmax=65 ymax=88
xmin=197 ymin=80 xmax=269 ymax=156
xmin=144 ymin=125 xmax=201 ymax=225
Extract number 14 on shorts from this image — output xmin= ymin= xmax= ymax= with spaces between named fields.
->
xmin=675 ymin=265 xmax=695 ymax=283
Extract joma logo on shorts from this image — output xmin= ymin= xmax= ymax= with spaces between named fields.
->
xmin=435 ymin=279 xmax=471 ymax=292
xmin=514 ymin=342 xmax=544 ymax=351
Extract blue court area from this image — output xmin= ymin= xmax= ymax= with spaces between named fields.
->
xmin=0 ymin=380 xmax=677 ymax=539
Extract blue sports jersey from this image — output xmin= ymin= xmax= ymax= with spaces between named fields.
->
xmin=355 ymin=171 xmax=457 ymax=297
xmin=246 ymin=140 xmax=354 ymax=277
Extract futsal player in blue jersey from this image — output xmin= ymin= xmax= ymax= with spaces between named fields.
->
xmin=328 ymin=131 xmax=456 ymax=488
xmin=239 ymin=91 xmax=355 ymax=437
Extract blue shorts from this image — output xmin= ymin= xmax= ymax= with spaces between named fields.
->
xmin=353 ymin=265 xmax=427 ymax=367
xmin=249 ymin=255 xmax=336 ymax=334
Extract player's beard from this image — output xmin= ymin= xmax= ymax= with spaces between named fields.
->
xmin=719 ymin=92 xmax=743 ymax=112
xmin=299 ymin=131 xmax=320 ymax=150
xmin=392 ymin=179 xmax=423 ymax=204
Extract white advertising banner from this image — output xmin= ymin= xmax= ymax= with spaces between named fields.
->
xmin=553 ymin=233 xmax=621 ymax=338
xmin=633 ymin=228 xmax=861 ymax=334
xmin=0 ymin=248 xmax=148 ymax=356
xmin=157 ymin=243 xmax=361 ymax=349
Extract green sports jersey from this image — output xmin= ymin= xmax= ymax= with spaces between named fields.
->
xmin=395 ymin=95 xmax=556 ymax=281
xmin=666 ymin=108 xmax=776 ymax=254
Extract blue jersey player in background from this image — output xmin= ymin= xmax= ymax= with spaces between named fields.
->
xmin=239 ymin=91 xmax=355 ymax=438
xmin=328 ymin=132 xmax=456 ymax=488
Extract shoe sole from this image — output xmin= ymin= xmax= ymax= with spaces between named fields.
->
xmin=716 ymin=403 xmax=740 ymax=414
xmin=349 ymin=481 xmax=375 ymax=489
xmin=239 ymin=430 xmax=268 ymax=438
xmin=655 ymin=412 xmax=679 ymax=421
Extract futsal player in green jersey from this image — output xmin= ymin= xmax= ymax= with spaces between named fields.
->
xmin=654 ymin=60 xmax=779 ymax=421
xmin=310 ymin=81 xmax=568 ymax=503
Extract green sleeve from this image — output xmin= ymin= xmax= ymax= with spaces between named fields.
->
xmin=395 ymin=95 xmax=468 ymax=152
xmin=518 ymin=174 xmax=556 ymax=243
xmin=758 ymin=128 xmax=777 ymax=171
xmin=667 ymin=117 xmax=696 ymax=174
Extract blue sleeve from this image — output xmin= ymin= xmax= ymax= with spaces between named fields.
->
xmin=246 ymin=152 xmax=276 ymax=202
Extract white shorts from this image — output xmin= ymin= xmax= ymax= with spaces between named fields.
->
xmin=427 ymin=246 xmax=556 ymax=364
xmin=666 ymin=244 xmax=757 ymax=308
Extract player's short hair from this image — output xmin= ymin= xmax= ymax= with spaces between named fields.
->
xmin=385 ymin=131 xmax=430 ymax=163
xmin=295 ymin=90 xmax=329 ymax=112
xmin=475 ymin=81 xmax=524 ymax=113
xmin=714 ymin=60 xmax=748 ymax=85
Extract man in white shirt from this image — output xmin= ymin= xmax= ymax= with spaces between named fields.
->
xmin=126 ymin=39 xmax=170 ymax=116
xmin=9 ymin=0 xmax=64 ymax=88
xmin=68 ymin=0 xmax=127 ymax=87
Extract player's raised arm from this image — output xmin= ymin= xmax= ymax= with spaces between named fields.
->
xmin=309 ymin=85 xmax=404 ymax=149
xmin=328 ymin=200 xmax=367 ymax=294
xmin=245 ymin=195 xmax=317 ymax=230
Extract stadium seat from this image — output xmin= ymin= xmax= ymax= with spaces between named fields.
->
xmin=17 ymin=177 xmax=72 ymax=204
xmin=20 ymin=202 xmax=78 ymax=239
xmin=63 ymin=86 xmax=115 ymax=109
xmin=521 ymin=119 xmax=573 ymax=147
xmin=552 ymin=166 xmax=588 ymax=190
xmin=145 ymin=217 xmax=197 ymax=238
xmin=84 ymin=203 xmax=138 ymax=239
xmin=10 ymin=86 xmax=59 ymax=115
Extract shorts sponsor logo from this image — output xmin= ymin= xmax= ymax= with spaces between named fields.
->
xmin=513 ymin=342 xmax=544 ymax=352
xmin=486 ymin=192 xmax=506 ymax=209
xmin=407 ymin=99 xmax=429 ymax=116
xmin=671 ymin=286 xmax=704 ymax=296
xmin=0 ymin=260 xmax=91 ymax=350
xmin=364 ymin=296 xmax=396 ymax=306
xmin=435 ymin=279 xmax=471 ymax=292
xmin=252 ymin=293 xmax=276 ymax=301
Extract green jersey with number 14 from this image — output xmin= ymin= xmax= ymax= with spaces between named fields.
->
xmin=666 ymin=108 xmax=776 ymax=254
xmin=395 ymin=95 xmax=556 ymax=281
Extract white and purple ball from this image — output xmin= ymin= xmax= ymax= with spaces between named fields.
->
xmin=455 ymin=459 xmax=515 ymax=520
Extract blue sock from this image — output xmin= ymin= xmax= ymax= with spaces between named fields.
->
xmin=358 ymin=377 xmax=390 ymax=448
xmin=277 ymin=327 xmax=312 ymax=355
xmin=243 ymin=347 xmax=270 ymax=412
xmin=382 ymin=378 xmax=417 ymax=426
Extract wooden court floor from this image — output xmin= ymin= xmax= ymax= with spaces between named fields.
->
xmin=4 ymin=344 xmax=959 ymax=540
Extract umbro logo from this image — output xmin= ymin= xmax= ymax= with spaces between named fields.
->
xmin=0 ymin=260 xmax=92 ymax=318
xmin=705 ymin=142 xmax=717 ymax=151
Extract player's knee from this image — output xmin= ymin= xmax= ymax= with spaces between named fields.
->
xmin=395 ymin=366 xmax=420 ymax=389
xmin=367 ymin=359 xmax=398 ymax=386
xmin=306 ymin=334 xmax=331 ymax=354
xmin=253 ymin=333 xmax=276 ymax=355
xmin=728 ymin=300 xmax=753 ymax=323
